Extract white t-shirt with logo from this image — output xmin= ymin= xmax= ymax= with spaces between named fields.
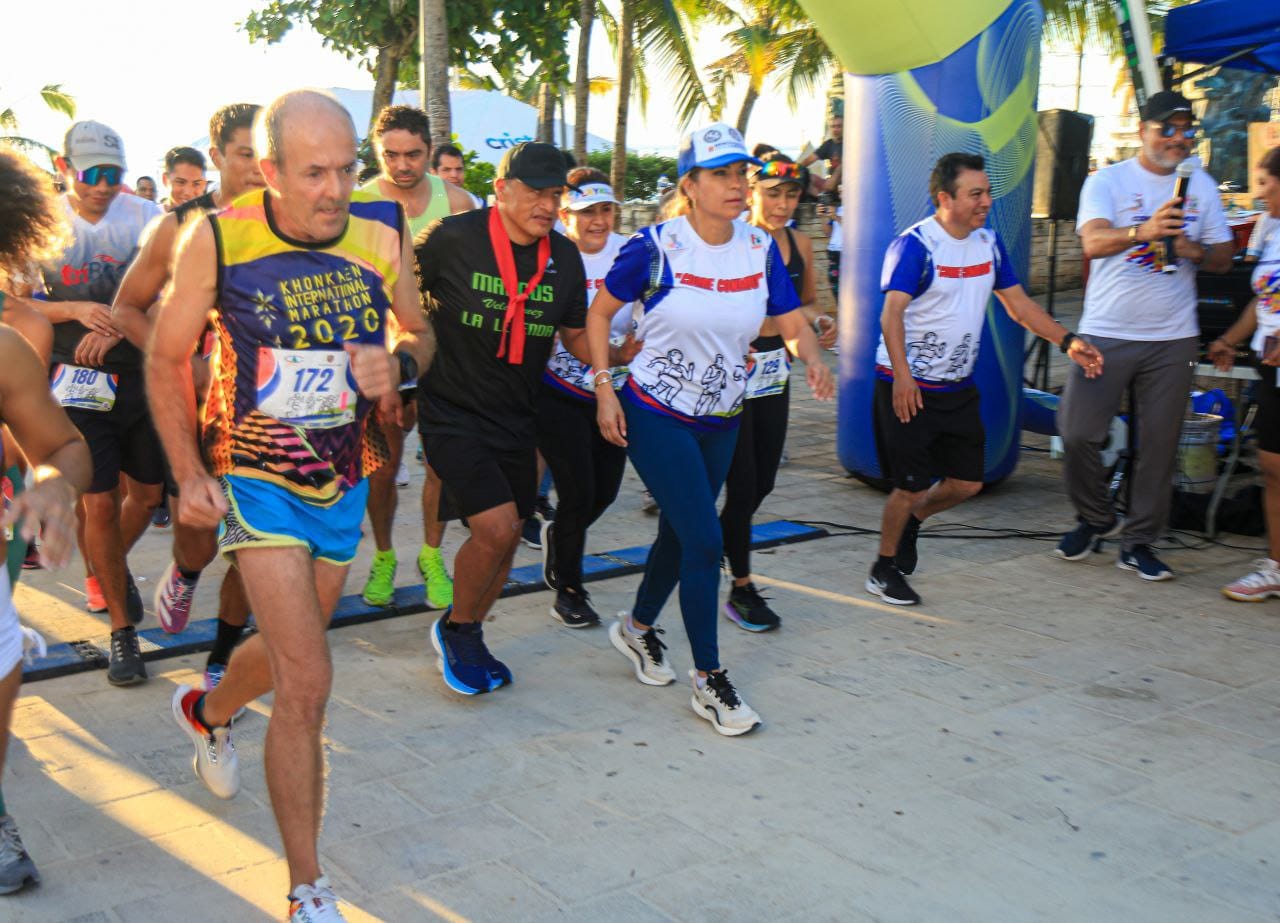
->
xmin=604 ymin=215 xmax=800 ymax=427
xmin=1250 ymin=219 xmax=1280 ymax=353
xmin=543 ymin=232 xmax=637 ymax=400
xmin=1076 ymin=157 xmax=1231 ymax=341
xmin=828 ymin=206 xmax=844 ymax=253
xmin=876 ymin=217 xmax=1018 ymax=384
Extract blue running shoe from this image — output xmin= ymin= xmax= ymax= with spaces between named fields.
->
xmin=430 ymin=612 xmax=498 ymax=695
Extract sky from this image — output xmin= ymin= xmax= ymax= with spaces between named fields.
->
xmin=3 ymin=0 xmax=834 ymax=184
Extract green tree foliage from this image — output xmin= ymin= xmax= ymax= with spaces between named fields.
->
xmin=1 ymin=84 xmax=76 ymax=165
xmin=587 ymin=150 xmax=676 ymax=201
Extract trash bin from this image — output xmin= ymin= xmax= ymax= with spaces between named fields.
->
xmin=1175 ymin=413 xmax=1223 ymax=494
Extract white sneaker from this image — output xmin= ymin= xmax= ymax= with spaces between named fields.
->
xmin=289 ymin=875 xmax=346 ymax=922
xmin=609 ymin=615 xmax=675 ymax=686
xmin=1223 ymin=558 xmax=1280 ymax=602
xmin=396 ymin=462 xmax=411 ymax=487
xmin=690 ymin=669 xmax=761 ymax=737
xmin=171 ymin=684 xmax=240 ymax=799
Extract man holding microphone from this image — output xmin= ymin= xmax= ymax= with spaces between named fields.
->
xmin=1055 ymin=90 xmax=1233 ymax=579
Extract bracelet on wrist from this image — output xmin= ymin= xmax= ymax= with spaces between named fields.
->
xmin=592 ymin=370 xmax=613 ymax=385
xmin=1059 ymin=332 xmax=1078 ymax=354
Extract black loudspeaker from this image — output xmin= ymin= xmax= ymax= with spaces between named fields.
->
xmin=1032 ymin=109 xmax=1094 ymax=220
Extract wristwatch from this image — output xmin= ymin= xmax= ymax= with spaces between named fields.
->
xmin=1128 ymin=224 xmax=1138 ymax=244
xmin=396 ymin=349 xmax=419 ymax=385
xmin=1059 ymin=332 xmax=1078 ymax=354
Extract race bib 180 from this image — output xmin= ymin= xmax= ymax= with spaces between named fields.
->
xmin=256 ymin=348 xmax=356 ymax=429
xmin=50 ymin=364 xmax=118 ymax=412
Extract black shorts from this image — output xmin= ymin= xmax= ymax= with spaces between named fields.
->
xmin=420 ymin=428 xmax=537 ymax=521
xmin=1257 ymin=364 xmax=1280 ymax=455
xmin=874 ymin=379 xmax=984 ymax=491
xmin=62 ymin=370 xmax=166 ymax=494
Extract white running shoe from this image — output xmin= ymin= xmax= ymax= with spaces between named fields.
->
xmin=396 ymin=461 xmax=411 ymax=487
xmin=1222 ymin=558 xmax=1280 ymax=602
xmin=289 ymin=876 xmax=346 ymax=922
xmin=690 ymin=669 xmax=761 ymax=737
xmin=609 ymin=615 xmax=676 ymax=686
xmin=172 ymin=684 xmax=240 ymax=799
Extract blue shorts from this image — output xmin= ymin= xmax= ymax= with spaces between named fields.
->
xmin=218 ymin=474 xmax=369 ymax=566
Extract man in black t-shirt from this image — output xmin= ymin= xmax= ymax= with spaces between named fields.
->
xmin=800 ymin=114 xmax=843 ymax=194
xmin=415 ymin=142 xmax=589 ymax=696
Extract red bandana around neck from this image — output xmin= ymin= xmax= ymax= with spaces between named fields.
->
xmin=488 ymin=207 xmax=551 ymax=365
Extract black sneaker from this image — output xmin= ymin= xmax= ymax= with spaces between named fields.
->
xmin=107 ymin=627 xmax=147 ymax=686
xmin=724 ymin=582 xmax=780 ymax=632
xmin=1117 ymin=544 xmax=1174 ymax=581
xmin=550 ymin=587 xmax=600 ymax=628
xmin=865 ymin=559 xmax=921 ymax=606
xmin=1055 ymin=517 xmax=1121 ymax=561
xmin=534 ymin=494 xmax=556 ymax=522
xmin=896 ymin=516 xmax=923 ymax=576
xmin=125 ymin=572 xmax=144 ymax=625
xmin=540 ymin=520 xmax=558 ymax=590
xmin=151 ymin=502 xmax=171 ymax=529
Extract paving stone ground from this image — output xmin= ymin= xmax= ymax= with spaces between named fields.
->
xmin=6 ymin=296 xmax=1280 ymax=921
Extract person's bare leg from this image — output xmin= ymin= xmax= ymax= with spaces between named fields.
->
xmin=119 ymin=475 xmax=162 ymax=550
xmin=878 ymin=488 xmax=925 ymax=557
xmin=172 ymin=522 xmax=218 ymax=575
xmin=218 ymin=564 xmax=251 ymax=626
xmin=448 ymin=502 xmax=520 ymax=623
xmin=82 ymin=490 xmax=131 ymax=630
xmin=421 ymin=465 xmax=447 ymax=549
xmin=229 ymin=545 xmax=346 ymax=890
xmin=910 ymin=478 xmax=983 ymax=522
xmin=366 ymin=419 xmax=404 ymax=553
xmin=0 ymin=662 xmax=20 ymax=785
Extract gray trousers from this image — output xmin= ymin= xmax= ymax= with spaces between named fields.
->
xmin=1058 ymin=335 xmax=1197 ymax=548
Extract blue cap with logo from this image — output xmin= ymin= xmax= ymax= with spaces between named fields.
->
xmin=676 ymin=122 xmax=763 ymax=177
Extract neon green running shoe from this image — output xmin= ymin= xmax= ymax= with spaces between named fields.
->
xmin=361 ymin=549 xmax=397 ymax=607
xmin=418 ymin=544 xmax=454 ymax=609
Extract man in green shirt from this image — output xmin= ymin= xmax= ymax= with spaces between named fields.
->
xmin=359 ymin=105 xmax=474 ymax=610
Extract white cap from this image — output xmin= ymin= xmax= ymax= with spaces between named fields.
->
xmin=677 ymin=122 xmax=762 ymax=177
xmin=63 ymin=120 xmax=126 ymax=171
xmin=564 ymin=182 xmax=621 ymax=210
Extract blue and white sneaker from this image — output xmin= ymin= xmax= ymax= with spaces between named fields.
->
xmin=430 ymin=612 xmax=511 ymax=695
xmin=1118 ymin=544 xmax=1174 ymax=581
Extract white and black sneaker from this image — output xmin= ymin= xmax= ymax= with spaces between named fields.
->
xmin=609 ymin=615 xmax=676 ymax=685
xmin=866 ymin=558 xmax=921 ymax=606
xmin=550 ymin=587 xmax=600 ymax=628
xmin=690 ymin=670 xmax=761 ymax=736
xmin=540 ymin=519 xmax=558 ymax=590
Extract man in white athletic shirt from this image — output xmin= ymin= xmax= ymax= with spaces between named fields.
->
xmin=1055 ymin=90 xmax=1233 ymax=580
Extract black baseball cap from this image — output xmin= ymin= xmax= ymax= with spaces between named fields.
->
xmin=497 ymin=142 xmax=573 ymax=189
xmin=1141 ymin=90 xmax=1193 ymax=122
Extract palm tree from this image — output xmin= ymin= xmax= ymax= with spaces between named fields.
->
xmin=702 ymin=0 xmax=834 ymax=136
xmin=573 ymin=0 xmax=595 ymax=162
xmin=1 ymin=85 xmax=76 ymax=164
xmin=419 ymin=0 xmax=452 ymax=147
xmin=603 ymin=0 xmax=713 ymax=196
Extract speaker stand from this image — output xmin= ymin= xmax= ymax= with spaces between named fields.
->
xmin=1025 ymin=218 xmax=1059 ymax=391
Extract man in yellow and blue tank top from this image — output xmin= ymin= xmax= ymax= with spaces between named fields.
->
xmin=146 ymin=90 xmax=435 ymax=922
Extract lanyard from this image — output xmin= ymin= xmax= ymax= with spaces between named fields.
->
xmin=488 ymin=207 xmax=551 ymax=365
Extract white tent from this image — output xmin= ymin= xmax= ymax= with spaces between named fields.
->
xmin=331 ymin=87 xmax=612 ymax=165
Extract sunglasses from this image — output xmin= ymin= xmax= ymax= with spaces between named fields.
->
xmin=75 ymin=165 xmax=124 ymax=186
xmin=1156 ymin=122 xmax=1199 ymax=140
xmin=755 ymin=160 xmax=807 ymax=182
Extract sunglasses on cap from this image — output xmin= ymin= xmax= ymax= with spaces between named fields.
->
xmin=75 ymin=165 xmax=124 ymax=186
xmin=1155 ymin=122 xmax=1199 ymax=140
xmin=754 ymin=160 xmax=807 ymax=182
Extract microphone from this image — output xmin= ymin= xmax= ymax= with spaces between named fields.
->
xmin=1163 ymin=156 xmax=1198 ymax=273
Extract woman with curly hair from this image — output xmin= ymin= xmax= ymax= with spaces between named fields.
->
xmin=0 ymin=148 xmax=62 ymax=361
xmin=0 ymin=145 xmax=93 ymax=894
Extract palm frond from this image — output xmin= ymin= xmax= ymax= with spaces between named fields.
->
xmin=39 ymin=84 xmax=76 ymax=119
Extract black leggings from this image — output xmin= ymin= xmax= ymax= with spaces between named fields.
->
xmin=536 ymin=387 xmax=627 ymax=590
xmin=719 ymin=374 xmax=790 ymax=580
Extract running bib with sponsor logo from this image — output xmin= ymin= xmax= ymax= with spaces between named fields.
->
xmin=50 ymin=364 xmax=118 ymax=412
xmin=256 ymin=348 xmax=356 ymax=429
xmin=745 ymin=347 xmax=791 ymax=399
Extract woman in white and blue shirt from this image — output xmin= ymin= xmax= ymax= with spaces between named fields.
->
xmin=587 ymin=123 xmax=834 ymax=736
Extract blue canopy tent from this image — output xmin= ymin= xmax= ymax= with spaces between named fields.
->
xmin=1164 ymin=0 xmax=1280 ymax=77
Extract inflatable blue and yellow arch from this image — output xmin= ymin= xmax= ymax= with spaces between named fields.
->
xmin=797 ymin=0 xmax=1044 ymax=482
